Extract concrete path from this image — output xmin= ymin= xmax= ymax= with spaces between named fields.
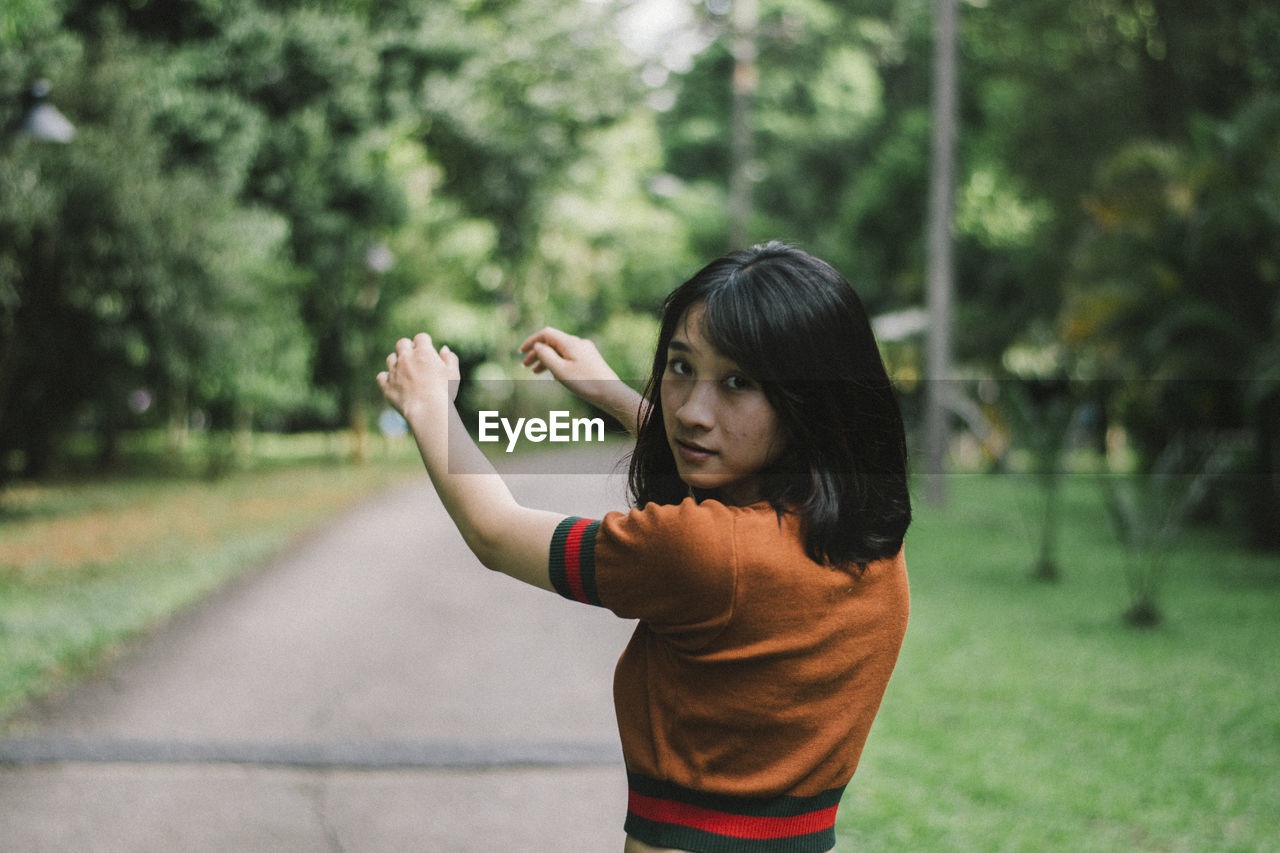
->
xmin=0 ymin=446 xmax=639 ymax=852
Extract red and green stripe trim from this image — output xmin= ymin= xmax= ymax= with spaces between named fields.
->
xmin=624 ymin=772 xmax=844 ymax=853
xmin=549 ymin=516 xmax=602 ymax=606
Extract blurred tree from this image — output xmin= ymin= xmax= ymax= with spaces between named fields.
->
xmin=659 ymin=0 xmax=933 ymax=311
xmin=409 ymin=0 xmax=637 ymax=260
xmin=186 ymin=5 xmax=408 ymax=449
xmin=1062 ymin=96 xmax=1280 ymax=548
xmin=652 ymin=0 xmax=1279 ymax=552
xmin=3 ymin=0 xmax=670 ymax=478
xmin=513 ymin=110 xmax=696 ymax=376
xmin=145 ymin=0 xmax=640 ymax=430
xmin=1 ymin=18 xmax=275 ymax=476
xmin=190 ymin=207 xmax=314 ymax=460
xmin=961 ymin=0 xmax=1280 ymax=362
xmin=394 ymin=0 xmax=646 ymax=396
xmin=365 ymin=0 xmax=671 ymax=421
xmin=659 ymin=0 xmax=1279 ymax=354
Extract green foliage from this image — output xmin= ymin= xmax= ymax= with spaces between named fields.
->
xmin=1059 ymin=96 xmax=1280 ymax=545
xmin=659 ymin=0 xmax=934 ymax=297
xmin=0 ymin=0 xmax=63 ymax=50
xmin=415 ymin=0 xmax=639 ymax=258
xmin=4 ymin=0 xmax=1279 ymax=556
xmin=194 ymin=207 xmax=316 ymax=418
xmin=2 ymin=0 xmax=669 ymax=478
xmin=655 ymin=0 xmax=1278 ymax=395
xmin=3 ymin=21 xmax=251 ymax=474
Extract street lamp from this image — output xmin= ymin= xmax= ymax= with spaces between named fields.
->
xmin=10 ymin=79 xmax=75 ymax=143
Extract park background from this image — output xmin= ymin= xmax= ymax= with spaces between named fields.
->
xmin=2 ymin=0 xmax=1278 ymax=849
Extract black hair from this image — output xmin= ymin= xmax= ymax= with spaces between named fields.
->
xmin=628 ymin=241 xmax=911 ymax=570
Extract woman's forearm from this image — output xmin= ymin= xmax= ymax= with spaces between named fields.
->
xmin=518 ymin=329 xmax=648 ymax=434
xmin=407 ymin=400 xmax=504 ymax=542
xmin=589 ymin=381 xmax=648 ymax=437
xmin=404 ymin=399 xmax=562 ymax=589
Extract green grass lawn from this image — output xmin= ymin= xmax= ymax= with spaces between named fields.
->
xmin=0 ymin=433 xmax=421 ymax=724
xmin=838 ymin=474 xmax=1280 ymax=852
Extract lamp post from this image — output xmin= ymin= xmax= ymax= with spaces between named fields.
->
xmin=1 ymin=80 xmax=75 ymax=472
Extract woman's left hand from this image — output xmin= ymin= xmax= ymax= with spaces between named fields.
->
xmin=376 ymin=333 xmax=461 ymax=423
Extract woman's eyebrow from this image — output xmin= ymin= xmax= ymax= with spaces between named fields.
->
xmin=667 ymin=339 xmax=691 ymax=353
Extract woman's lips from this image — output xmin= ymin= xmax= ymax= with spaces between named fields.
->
xmin=675 ymin=439 xmax=716 ymax=463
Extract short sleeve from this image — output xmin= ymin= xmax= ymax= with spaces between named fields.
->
xmin=548 ymin=499 xmax=739 ymax=641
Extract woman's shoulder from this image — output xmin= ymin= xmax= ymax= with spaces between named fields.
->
xmin=606 ymin=496 xmax=776 ymax=532
xmin=578 ymin=499 xmax=750 ymax=633
xmin=596 ymin=497 xmax=790 ymax=565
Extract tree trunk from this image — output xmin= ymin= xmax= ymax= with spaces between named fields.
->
xmin=925 ymin=0 xmax=959 ymax=507
xmin=728 ymin=0 xmax=759 ymax=249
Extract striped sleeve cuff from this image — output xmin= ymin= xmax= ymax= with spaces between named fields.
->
xmin=624 ymin=772 xmax=844 ymax=853
xmin=549 ymin=516 xmax=603 ymax=606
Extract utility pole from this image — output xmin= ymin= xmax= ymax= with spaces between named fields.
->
xmin=925 ymin=0 xmax=958 ymax=506
xmin=728 ymin=0 xmax=759 ymax=249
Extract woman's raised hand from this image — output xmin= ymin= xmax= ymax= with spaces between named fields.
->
xmin=518 ymin=327 xmax=645 ymax=434
xmin=377 ymin=333 xmax=461 ymax=423
xmin=519 ymin=327 xmax=620 ymax=394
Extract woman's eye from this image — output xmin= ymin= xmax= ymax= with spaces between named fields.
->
xmin=725 ymin=374 xmax=753 ymax=392
xmin=667 ymin=359 xmax=691 ymax=377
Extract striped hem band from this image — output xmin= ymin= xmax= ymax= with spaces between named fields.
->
xmin=549 ymin=516 xmax=602 ymax=606
xmin=624 ymin=772 xmax=844 ymax=853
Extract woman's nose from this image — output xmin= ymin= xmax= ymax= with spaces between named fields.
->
xmin=674 ymin=381 xmax=715 ymax=429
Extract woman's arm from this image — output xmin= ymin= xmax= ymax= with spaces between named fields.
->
xmin=518 ymin=327 xmax=648 ymax=436
xmin=377 ymin=333 xmax=564 ymax=592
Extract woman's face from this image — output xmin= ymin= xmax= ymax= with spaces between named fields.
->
xmin=660 ymin=303 xmax=785 ymax=505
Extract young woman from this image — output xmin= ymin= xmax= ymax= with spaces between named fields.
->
xmin=378 ymin=241 xmax=911 ymax=853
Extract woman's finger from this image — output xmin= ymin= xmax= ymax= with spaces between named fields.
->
xmin=519 ymin=327 xmax=576 ymax=358
xmin=440 ymin=344 xmax=460 ymax=372
xmin=532 ymin=341 xmax=568 ymax=372
xmin=518 ymin=327 xmax=557 ymax=352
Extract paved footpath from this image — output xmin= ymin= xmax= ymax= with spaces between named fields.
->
xmin=0 ymin=445 xmax=639 ymax=852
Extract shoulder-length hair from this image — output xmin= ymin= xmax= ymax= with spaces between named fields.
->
xmin=628 ymin=241 xmax=911 ymax=570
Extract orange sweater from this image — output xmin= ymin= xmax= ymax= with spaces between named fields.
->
xmin=549 ymin=498 xmax=909 ymax=852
